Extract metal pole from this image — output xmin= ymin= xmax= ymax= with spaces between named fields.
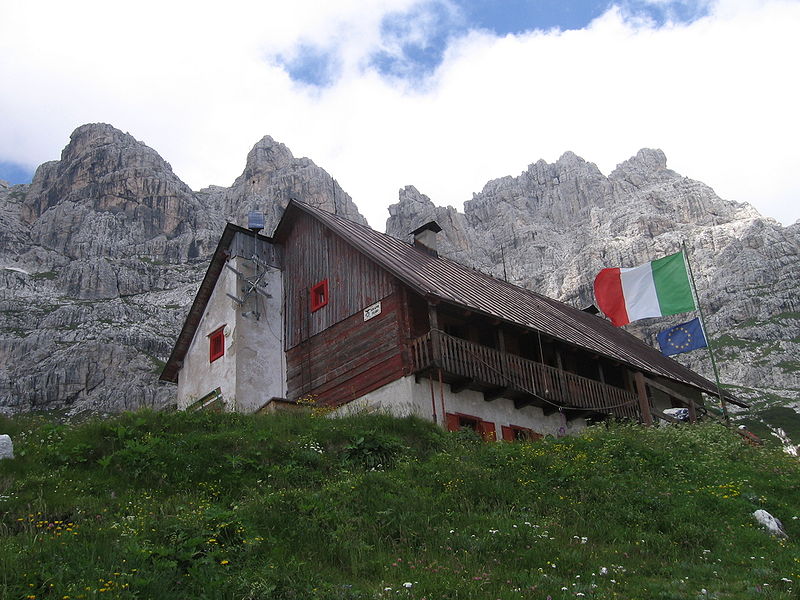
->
xmin=681 ymin=241 xmax=729 ymax=425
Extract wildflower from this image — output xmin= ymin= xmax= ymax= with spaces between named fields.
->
xmin=220 ymin=560 xmax=229 ymax=565
xmin=403 ymin=582 xmax=413 ymax=588
xmin=599 ymin=567 xmax=608 ymax=575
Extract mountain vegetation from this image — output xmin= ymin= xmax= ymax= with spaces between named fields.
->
xmin=0 ymin=410 xmax=798 ymax=599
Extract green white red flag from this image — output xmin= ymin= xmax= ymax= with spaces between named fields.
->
xmin=593 ymin=251 xmax=696 ymax=327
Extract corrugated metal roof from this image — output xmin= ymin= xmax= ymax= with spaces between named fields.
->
xmin=285 ymin=200 xmax=743 ymax=405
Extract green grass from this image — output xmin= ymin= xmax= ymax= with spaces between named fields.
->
xmin=1 ymin=411 xmax=799 ymax=599
xmin=755 ymin=407 xmax=800 ymax=444
xmin=30 ymin=271 xmax=58 ymax=281
xmin=145 ymin=354 xmax=167 ymax=374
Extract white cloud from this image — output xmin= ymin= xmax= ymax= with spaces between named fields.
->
xmin=0 ymin=0 xmax=798 ymax=228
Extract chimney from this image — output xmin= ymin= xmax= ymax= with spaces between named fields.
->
xmin=411 ymin=221 xmax=442 ymax=257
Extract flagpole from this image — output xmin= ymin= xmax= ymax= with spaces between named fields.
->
xmin=681 ymin=240 xmax=730 ymax=425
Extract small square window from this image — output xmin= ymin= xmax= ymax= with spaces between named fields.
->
xmin=445 ymin=412 xmax=496 ymax=441
xmin=209 ymin=326 xmax=225 ymax=362
xmin=310 ymin=279 xmax=329 ymax=312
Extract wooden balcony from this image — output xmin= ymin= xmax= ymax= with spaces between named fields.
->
xmin=409 ymin=330 xmax=641 ymax=421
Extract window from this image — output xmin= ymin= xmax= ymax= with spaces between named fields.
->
xmin=310 ymin=279 xmax=329 ymax=312
xmin=445 ymin=412 xmax=496 ymax=441
xmin=501 ymin=425 xmax=543 ymax=442
xmin=209 ymin=326 xmax=225 ymax=362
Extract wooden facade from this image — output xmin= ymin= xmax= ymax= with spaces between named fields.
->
xmin=281 ymin=212 xmax=395 ymax=349
xmin=279 ymin=209 xmax=701 ymax=423
xmin=281 ymin=211 xmax=406 ymax=404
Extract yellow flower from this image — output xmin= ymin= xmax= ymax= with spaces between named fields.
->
xmin=220 ymin=560 xmax=230 ymax=565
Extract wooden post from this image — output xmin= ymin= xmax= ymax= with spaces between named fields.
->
xmin=428 ymin=302 xmax=440 ymax=367
xmin=683 ymin=398 xmax=697 ymax=423
xmin=439 ymin=368 xmax=447 ymax=425
xmin=429 ymin=373 xmax=438 ymax=425
xmin=497 ymin=327 xmax=509 ymax=386
xmin=634 ymin=372 xmax=653 ymax=426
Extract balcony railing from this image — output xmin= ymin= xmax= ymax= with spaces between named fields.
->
xmin=410 ymin=330 xmax=640 ymax=421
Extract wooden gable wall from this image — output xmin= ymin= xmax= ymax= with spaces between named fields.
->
xmin=283 ymin=212 xmax=396 ymax=349
xmin=282 ymin=211 xmax=409 ymax=404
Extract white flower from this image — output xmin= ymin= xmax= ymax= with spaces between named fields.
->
xmin=599 ymin=567 xmax=608 ymax=575
xmin=403 ymin=582 xmax=413 ymax=588
xmin=384 ymin=587 xmax=392 ymax=591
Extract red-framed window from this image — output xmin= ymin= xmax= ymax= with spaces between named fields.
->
xmin=310 ymin=279 xmax=329 ymax=312
xmin=209 ymin=326 xmax=225 ymax=363
xmin=445 ymin=412 xmax=496 ymax=441
xmin=501 ymin=425 xmax=543 ymax=442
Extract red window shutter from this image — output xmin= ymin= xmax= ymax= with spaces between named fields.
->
xmin=478 ymin=420 xmax=496 ymax=442
xmin=209 ymin=327 xmax=225 ymax=363
xmin=445 ymin=413 xmax=460 ymax=432
xmin=310 ymin=279 xmax=329 ymax=312
xmin=501 ymin=425 xmax=515 ymax=441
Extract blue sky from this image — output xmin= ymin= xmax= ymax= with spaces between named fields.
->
xmin=1 ymin=1 xmax=798 ymax=228
xmin=279 ymin=1 xmax=713 ymax=86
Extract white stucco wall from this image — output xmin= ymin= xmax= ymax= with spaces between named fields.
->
xmin=177 ymin=259 xmax=240 ymax=410
xmin=333 ymin=374 xmax=585 ymax=438
xmin=176 ymin=239 xmax=287 ymax=413
xmin=233 ymin=256 xmax=285 ymax=412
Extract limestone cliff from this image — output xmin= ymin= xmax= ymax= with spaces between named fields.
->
xmin=0 ymin=124 xmax=365 ymax=414
xmin=2 ymin=124 xmax=797 ymax=421
xmin=386 ymin=149 xmax=800 ymax=412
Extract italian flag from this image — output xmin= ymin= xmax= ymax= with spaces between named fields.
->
xmin=594 ymin=251 xmax=696 ymax=327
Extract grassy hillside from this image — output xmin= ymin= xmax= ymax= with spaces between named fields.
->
xmin=0 ymin=410 xmax=798 ymax=599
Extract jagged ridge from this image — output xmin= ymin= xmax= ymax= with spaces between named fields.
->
xmin=0 ymin=124 xmax=365 ymax=414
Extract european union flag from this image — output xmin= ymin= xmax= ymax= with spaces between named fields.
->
xmin=657 ymin=317 xmax=707 ymax=356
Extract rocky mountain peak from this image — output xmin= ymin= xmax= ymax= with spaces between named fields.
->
xmin=386 ymin=148 xmax=800 ymax=414
xmin=388 ymin=186 xmax=437 ymax=230
xmin=0 ymin=124 xmax=370 ymax=415
xmin=233 ymin=135 xmax=296 ymax=186
xmin=63 ymin=123 xmax=140 ymax=158
xmin=613 ymin=147 xmax=668 ymax=174
xmin=211 ymin=135 xmax=366 ymax=233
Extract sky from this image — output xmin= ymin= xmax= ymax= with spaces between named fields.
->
xmin=1 ymin=0 xmax=798 ymax=229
